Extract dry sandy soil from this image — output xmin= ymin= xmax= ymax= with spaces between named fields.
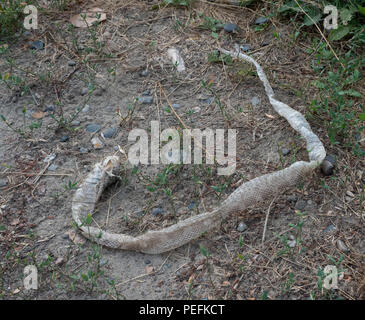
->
xmin=0 ymin=0 xmax=364 ymax=300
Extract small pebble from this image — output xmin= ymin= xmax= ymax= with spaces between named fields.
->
xmin=70 ymin=120 xmax=80 ymax=126
xmin=60 ymin=136 xmax=69 ymax=142
xmin=192 ymin=107 xmax=201 ymax=113
xmin=288 ymin=238 xmax=296 ymax=248
xmin=250 ymin=96 xmax=260 ymax=106
xmin=48 ymin=164 xmax=58 ymax=171
xmin=287 ymin=195 xmax=297 ymax=203
xmin=81 ymin=87 xmax=89 ymax=96
xmin=85 ymin=123 xmax=101 ymax=133
xmin=197 ymin=95 xmax=213 ymax=104
xmin=145 ymin=259 xmax=151 ymax=265
xmin=240 ymin=44 xmax=251 ymax=52
xmin=337 ymin=239 xmax=349 ymax=253
xmin=188 ymin=202 xmax=196 ymax=210
xmin=95 ymin=88 xmax=104 ymax=96
xmin=29 ymin=40 xmax=44 ymax=50
xmin=81 ymin=104 xmax=90 ymax=113
xmin=68 ymin=60 xmax=76 ymax=67
xmin=324 ymin=224 xmax=336 ymax=233
xmin=0 ymin=179 xmax=8 ymax=188
xmin=224 ymin=23 xmax=238 ymax=33
xmin=152 ymin=207 xmax=163 ymax=216
xmin=79 ymin=147 xmax=88 ymax=154
xmin=138 ymin=96 xmax=154 ymax=104
xmin=172 ymin=103 xmax=182 ymax=109
xmin=91 ymin=136 xmax=104 ymax=149
xmin=140 ymin=70 xmax=148 ymax=77
xmin=237 ymin=222 xmax=248 ymax=232
xmin=43 ymin=105 xmax=55 ymax=112
xmin=102 ymin=128 xmax=117 ymax=139
xmin=295 ymin=200 xmax=306 ymax=211
xmin=321 ymin=155 xmax=336 ymax=176
xmin=255 ymin=17 xmax=269 ymax=25
xmin=100 ymin=259 xmax=108 ymax=267
xmin=281 ymin=148 xmax=290 ymax=156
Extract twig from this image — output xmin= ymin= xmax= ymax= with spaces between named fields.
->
xmin=262 ymin=197 xmax=276 ymax=244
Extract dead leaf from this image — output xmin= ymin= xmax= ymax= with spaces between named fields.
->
xmin=13 ymin=288 xmax=20 ymax=294
xmin=10 ymin=218 xmax=20 ymax=226
xmin=222 ymin=281 xmax=231 ymax=287
xmin=265 ymin=113 xmax=275 ymax=119
xmin=31 ymin=111 xmax=46 ymax=119
xmin=70 ymin=8 xmax=106 ymax=28
xmin=66 ymin=229 xmax=86 ymax=245
xmin=145 ymin=266 xmax=154 ymax=274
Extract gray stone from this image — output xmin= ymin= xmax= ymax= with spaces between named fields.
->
xmin=152 ymin=207 xmax=163 ymax=216
xmin=295 ymin=200 xmax=306 ymax=211
xmin=30 ymin=40 xmax=44 ymax=50
xmin=85 ymin=123 xmax=101 ymax=133
xmin=287 ymin=195 xmax=297 ymax=203
xmin=102 ymin=128 xmax=117 ymax=139
xmin=70 ymin=120 xmax=80 ymax=126
xmin=0 ymin=179 xmax=8 ymax=188
xmin=68 ymin=60 xmax=76 ymax=66
xmin=145 ymin=259 xmax=151 ymax=265
xmin=60 ymin=136 xmax=69 ymax=142
xmin=237 ymin=222 xmax=248 ymax=232
xmin=81 ymin=104 xmax=90 ymax=113
xmin=81 ymin=87 xmax=89 ymax=96
xmin=140 ymin=70 xmax=148 ymax=77
xmin=188 ymin=202 xmax=196 ymax=210
xmin=250 ymin=96 xmax=260 ymax=106
xmin=255 ymin=17 xmax=269 ymax=25
xmin=324 ymin=224 xmax=336 ymax=233
xmin=142 ymin=90 xmax=151 ymax=96
xmin=240 ymin=44 xmax=251 ymax=52
xmin=43 ymin=105 xmax=55 ymax=112
xmin=48 ymin=164 xmax=58 ymax=171
xmin=282 ymin=148 xmax=290 ymax=156
xmin=79 ymin=147 xmax=89 ymax=154
xmin=224 ymin=23 xmax=238 ymax=33
xmin=100 ymin=259 xmax=108 ymax=267
xmin=288 ymin=238 xmax=296 ymax=248
xmin=172 ymin=103 xmax=182 ymax=109
xmin=138 ymin=96 xmax=154 ymax=104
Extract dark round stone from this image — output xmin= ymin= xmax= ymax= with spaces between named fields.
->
xmin=321 ymin=155 xmax=336 ymax=176
xmin=255 ymin=17 xmax=269 ymax=25
xmin=30 ymin=40 xmax=44 ymax=50
xmin=224 ymin=23 xmax=238 ymax=33
xmin=85 ymin=123 xmax=101 ymax=133
xmin=140 ymin=70 xmax=148 ymax=77
xmin=282 ymin=148 xmax=290 ymax=156
xmin=152 ymin=207 xmax=163 ymax=215
xmin=102 ymin=128 xmax=117 ymax=139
